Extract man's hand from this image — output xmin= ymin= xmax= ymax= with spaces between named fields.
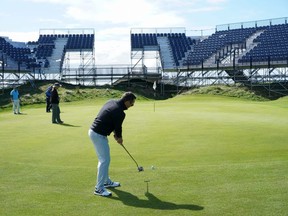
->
xmin=117 ymin=138 xmax=123 ymax=145
xmin=114 ymin=134 xmax=123 ymax=145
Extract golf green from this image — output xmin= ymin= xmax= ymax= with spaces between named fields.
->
xmin=1 ymin=94 xmax=287 ymax=216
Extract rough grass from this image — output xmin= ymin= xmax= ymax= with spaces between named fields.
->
xmin=1 ymin=93 xmax=288 ymax=216
xmin=0 ymin=81 xmax=155 ymax=110
xmin=183 ymin=84 xmax=268 ymax=101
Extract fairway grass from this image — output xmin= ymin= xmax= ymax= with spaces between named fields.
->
xmin=1 ymin=95 xmax=288 ymax=216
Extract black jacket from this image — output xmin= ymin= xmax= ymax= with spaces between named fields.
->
xmin=50 ymin=88 xmax=59 ymax=104
xmin=90 ymin=99 xmax=126 ymax=138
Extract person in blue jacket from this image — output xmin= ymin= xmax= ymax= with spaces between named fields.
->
xmin=45 ymin=85 xmax=53 ymax=112
xmin=10 ymin=86 xmax=21 ymax=114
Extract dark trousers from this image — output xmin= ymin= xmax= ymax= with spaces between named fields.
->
xmin=46 ymin=97 xmax=52 ymax=112
xmin=51 ymin=103 xmax=62 ymax=123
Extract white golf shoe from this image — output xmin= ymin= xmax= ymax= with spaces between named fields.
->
xmin=94 ymin=188 xmax=112 ymax=197
xmin=104 ymin=181 xmax=121 ymax=188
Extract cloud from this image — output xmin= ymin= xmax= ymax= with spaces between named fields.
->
xmin=63 ymin=0 xmax=186 ymax=27
xmin=207 ymin=0 xmax=227 ymax=3
xmin=26 ymin=0 xmax=77 ymax=4
xmin=94 ymin=27 xmax=131 ymax=64
xmin=1 ymin=0 xmax=230 ymax=64
xmin=24 ymin=0 xmax=226 ymax=27
xmin=187 ymin=6 xmax=223 ymax=12
xmin=38 ymin=18 xmax=64 ymax=24
xmin=0 ymin=31 xmax=39 ymax=42
xmin=95 ymin=39 xmax=130 ymax=64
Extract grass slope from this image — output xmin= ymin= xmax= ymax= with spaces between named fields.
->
xmin=1 ymin=94 xmax=288 ymax=216
xmin=0 ymin=80 xmax=159 ymax=110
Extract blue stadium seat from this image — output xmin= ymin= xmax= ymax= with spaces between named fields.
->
xmin=239 ymin=24 xmax=288 ymax=63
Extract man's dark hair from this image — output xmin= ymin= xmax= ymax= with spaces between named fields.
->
xmin=121 ymin=92 xmax=136 ymax=102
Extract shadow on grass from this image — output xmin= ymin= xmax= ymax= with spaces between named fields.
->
xmin=109 ymin=188 xmax=204 ymax=211
xmin=57 ymin=123 xmax=81 ymax=127
xmin=15 ymin=112 xmax=27 ymax=115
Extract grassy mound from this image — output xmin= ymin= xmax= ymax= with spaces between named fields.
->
xmin=0 ymin=81 xmax=156 ymax=110
xmin=0 ymin=81 xmax=274 ymax=111
xmin=183 ymin=84 xmax=268 ymax=101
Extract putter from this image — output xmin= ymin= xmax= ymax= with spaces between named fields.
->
xmin=121 ymin=144 xmax=144 ymax=172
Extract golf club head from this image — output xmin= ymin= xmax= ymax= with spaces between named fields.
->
xmin=138 ymin=166 xmax=144 ymax=172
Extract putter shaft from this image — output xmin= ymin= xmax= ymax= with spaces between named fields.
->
xmin=121 ymin=144 xmax=139 ymax=167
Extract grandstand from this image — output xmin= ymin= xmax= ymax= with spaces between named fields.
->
xmin=1 ymin=17 xmax=288 ymax=97
xmin=131 ymin=17 xmax=288 ymax=96
xmin=0 ymin=28 xmax=95 ymax=86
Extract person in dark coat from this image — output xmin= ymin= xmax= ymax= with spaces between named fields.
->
xmin=51 ymin=83 xmax=63 ymax=124
xmin=88 ymin=92 xmax=136 ymax=197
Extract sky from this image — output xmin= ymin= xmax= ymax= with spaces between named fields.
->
xmin=0 ymin=0 xmax=287 ymax=65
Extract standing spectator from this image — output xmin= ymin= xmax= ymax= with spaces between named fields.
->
xmin=45 ymin=85 xmax=53 ymax=112
xmin=51 ymin=82 xmax=63 ymax=124
xmin=10 ymin=86 xmax=21 ymax=114
xmin=88 ymin=92 xmax=136 ymax=197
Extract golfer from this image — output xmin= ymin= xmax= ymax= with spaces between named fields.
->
xmin=88 ymin=91 xmax=136 ymax=197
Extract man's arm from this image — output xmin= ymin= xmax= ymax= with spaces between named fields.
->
xmin=113 ymin=112 xmax=125 ymax=144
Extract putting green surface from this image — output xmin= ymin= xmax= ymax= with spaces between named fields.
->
xmin=1 ymin=95 xmax=288 ymax=216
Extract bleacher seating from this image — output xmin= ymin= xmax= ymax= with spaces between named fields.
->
xmin=239 ymin=24 xmax=288 ymax=63
xmin=0 ymin=33 xmax=95 ymax=72
xmin=65 ymin=34 xmax=94 ymax=50
xmin=35 ymin=45 xmax=54 ymax=59
xmin=0 ymin=37 xmax=35 ymax=70
xmin=185 ymin=27 xmax=258 ymax=65
xmin=167 ymin=33 xmax=195 ymax=66
xmin=38 ymin=34 xmax=57 ymax=44
xmin=131 ymin=33 xmax=158 ymax=49
xmin=1 ymin=23 xmax=287 ymax=73
xmin=131 ymin=32 xmax=195 ymax=66
xmin=131 ymin=23 xmax=288 ymax=68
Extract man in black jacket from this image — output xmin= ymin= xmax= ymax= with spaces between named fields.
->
xmin=51 ymin=83 xmax=63 ymax=124
xmin=88 ymin=92 xmax=136 ymax=197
